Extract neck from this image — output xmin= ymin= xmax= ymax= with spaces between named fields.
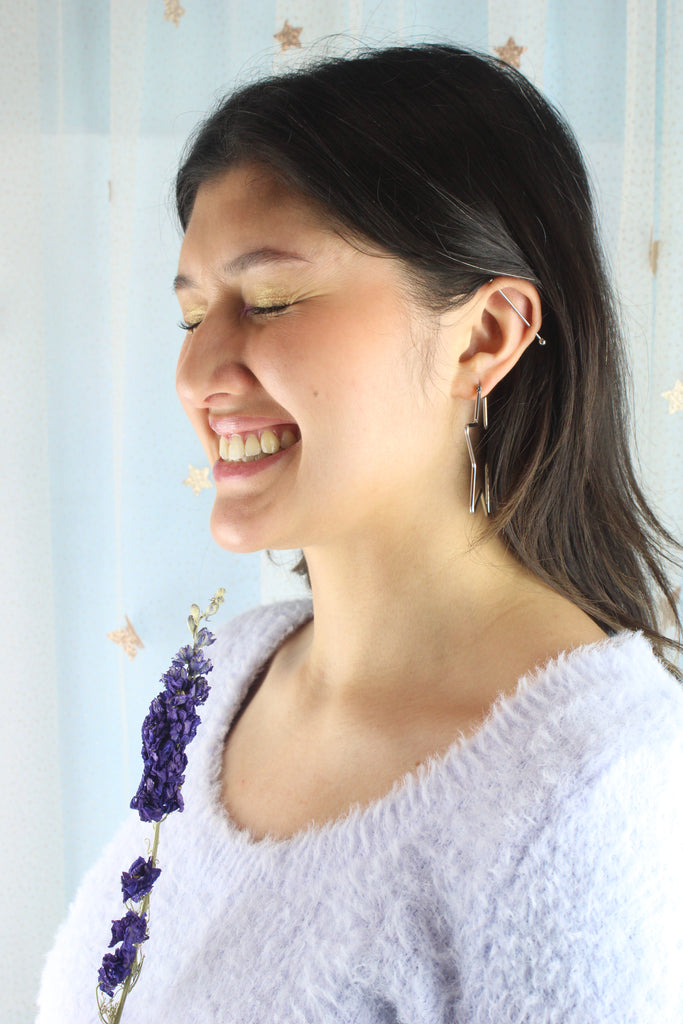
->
xmin=288 ymin=517 xmax=545 ymax=710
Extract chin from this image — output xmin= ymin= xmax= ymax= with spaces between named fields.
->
xmin=208 ymin=501 xmax=288 ymax=554
xmin=209 ymin=516 xmax=262 ymax=554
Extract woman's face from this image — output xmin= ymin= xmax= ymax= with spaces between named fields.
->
xmin=175 ymin=163 xmax=471 ymax=556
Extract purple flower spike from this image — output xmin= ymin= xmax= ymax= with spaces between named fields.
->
xmin=97 ymin=590 xmax=224 ymax=1016
xmin=130 ymin=645 xmax=211 ymax=821
xmin=121 ymin=856 xmax=161 ymax=902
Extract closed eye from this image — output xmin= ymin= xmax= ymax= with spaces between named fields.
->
xmin=243 ymin=303 xmax=292 ymax=318
xmin=178 ymin=303 xmax=292 ymax=333
xmin=178 ymin=319 xmax=202 ymax=333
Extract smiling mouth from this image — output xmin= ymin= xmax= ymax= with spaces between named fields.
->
xmin=217 ymin=426 xmax=300 ymax=463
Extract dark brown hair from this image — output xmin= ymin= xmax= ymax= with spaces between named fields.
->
xmin=176 ymin=44 xmax=682 ymax=676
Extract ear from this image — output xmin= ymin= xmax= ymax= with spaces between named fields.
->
xmin=451 ymin=278 xmax=543 ymax=400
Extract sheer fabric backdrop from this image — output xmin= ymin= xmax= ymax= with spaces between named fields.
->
xmin=2 ymin=1 xmax=681 ymax=1020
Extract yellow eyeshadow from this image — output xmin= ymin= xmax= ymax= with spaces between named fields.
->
xmin=246 ymin=288 xmax=295 ymax=306
xmin=183 ymin=307 xmax=206 ymax=324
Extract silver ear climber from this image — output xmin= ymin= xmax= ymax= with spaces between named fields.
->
xmin=464 ymin=385 xmax=491 ymax=515
xmin=497 ymin=289 xmax=547 ymax=346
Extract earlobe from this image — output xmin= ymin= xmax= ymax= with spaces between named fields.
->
xmin=451 ymin=278 xmax=543 ymax=399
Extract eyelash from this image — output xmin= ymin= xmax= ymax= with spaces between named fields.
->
xmin=178 ymin=303 xmax=291 ymax=333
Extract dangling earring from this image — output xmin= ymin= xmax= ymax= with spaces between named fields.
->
xmin=464 ymin=385 xmax=491 ymax=515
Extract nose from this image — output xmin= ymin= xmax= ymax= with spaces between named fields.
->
xmin=175 ymin=316 xmax=258 ymax=409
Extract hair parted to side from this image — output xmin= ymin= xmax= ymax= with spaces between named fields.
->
xmin=176 ymin=43 xmax=682 ymax=676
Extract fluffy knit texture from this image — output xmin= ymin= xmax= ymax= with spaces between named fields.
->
xmin=37 ymin=599 xmax=683 ymax=1024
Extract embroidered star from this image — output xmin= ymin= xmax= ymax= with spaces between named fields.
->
xmin=494 ymin=37 xmax=526 ymax=69
xmin=183 ymin=464 xmax=212 ymax=495
xmin=662 ymin=379 xmax=683 ymax=414
xmin=274 ymin=20 xmax=302 ymax=51
xmin=107 ymin=617 xmax=145 ymax=661
xmin=163 ymin=0 xmax=185 ymax=27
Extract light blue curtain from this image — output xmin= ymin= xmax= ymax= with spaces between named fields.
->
xmin=3 ymin=2 xmax=682 ymax=1021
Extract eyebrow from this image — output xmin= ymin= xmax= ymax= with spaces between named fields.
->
xmin=173 ymin=248 xmax=311 ymax=293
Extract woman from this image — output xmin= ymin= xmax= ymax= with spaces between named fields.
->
xmin=38 ymin=44 xmax=683 ymax=1023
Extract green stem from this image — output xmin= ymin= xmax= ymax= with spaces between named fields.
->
xmin=110 ymin=970 xmax=133 ymax=1024
xmin=150 ymin=819 xmax=161 ymax=865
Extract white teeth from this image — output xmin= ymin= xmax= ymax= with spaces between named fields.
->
xmin=244 ymin=433 xmax=261 ymax=458
xmin=260 ymin=429 xmax=280 ymax=454
xmin=218 ymin=427 xmax=297 ymax=462
xmin=227 ymin=434 xmax=245 ymax=461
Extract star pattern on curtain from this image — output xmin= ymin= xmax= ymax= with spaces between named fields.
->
xmin=107 ymin=617 xmax=145 ymax=660
xmin=163 ymin=0 xmax=185 ymax=27
xmin=494 ymin=37 xmax=526 ymax=68
xmin=274 ymin=20 xmax=303 ymax=51
xmin=183 ymin=464 xmax=213 ymax=495
xmin=662 ymin=379 xmax=683 ymax=414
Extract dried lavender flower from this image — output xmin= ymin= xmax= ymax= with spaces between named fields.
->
xmin=96 ymin=589 xmax=225 ymax=1022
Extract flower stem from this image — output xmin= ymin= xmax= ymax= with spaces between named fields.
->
xmin=110 ymin=971 xmax=133 ymax=1024
xmin=150 ymin=820 xmax=161 ymax=866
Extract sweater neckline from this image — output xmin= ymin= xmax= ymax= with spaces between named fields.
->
xmin=201 ymin=601 xmax=645 ymax=861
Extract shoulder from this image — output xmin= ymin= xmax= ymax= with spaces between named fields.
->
xmin=457 ymin=630 xmax=683 ymax=821
xmin=553 ymin=630 xmax=683 ymax=836
xmin=537 ymin=631 xmax=683 ymax=841
xmin=431 ymin=632 xmax=683 ymax=857
xmin=454 ymin=634 xmax=683 ymax=1021
xmin=517 ymin=631 xmax=683 ymax=772
xmin=528 ymin=639 xmax=683 ymax=1018
xmin=512 ymin=631 xmax=683 ymax=841
xmin=443 ymin=631 xmax=683 ymax=912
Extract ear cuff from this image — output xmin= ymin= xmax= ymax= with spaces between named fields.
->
xmin=497 ymin=289 xmax=546 ymax=346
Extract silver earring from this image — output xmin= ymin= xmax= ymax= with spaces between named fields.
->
xmin=464 ymin=385 xmax=491 ymax=515
xmin=497 ymin=289 xmax=547 ymax=346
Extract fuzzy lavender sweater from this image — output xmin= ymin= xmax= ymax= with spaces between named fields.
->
xmin=37 ymin=599 xmax=683 ymax=1023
